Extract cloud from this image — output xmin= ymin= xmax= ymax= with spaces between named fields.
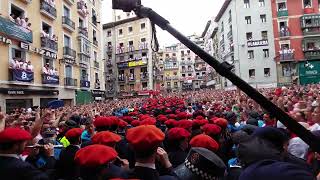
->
xmin=101 ymin=0 xmax=224 ymax=46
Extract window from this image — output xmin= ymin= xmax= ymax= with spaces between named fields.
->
xmin=12 ymin=48 xmax=26 ymax=61
xmin=142 ymin=52 xmax=147 ymax=57
xmin=93 ymin=29 xmax=97 ymax=41
xmin=260 ymin=14 xmax=266 ymax=23
xmin=304 ymin=0 xmax=312 ymax=8
xmin=10 ymin=4 xmax=24 ymax=19
xmin=261 ymin=31 xmax=268 ymax=39
xmin=259 ymin=0 xmax=265 ymax=7
xmin=81 ymin=69 xmax=88 ymax=80
xmin=117 ymin=15 xmax=121 ymax=20
xmin=128 ymin=41 xmax=133 ymax=46
xmin=92 ymin=9 xmax=97 ymax=25
xmin=43 ymin=57 xmax=54 ymax=69
xmin=188 ymin=73 xmax=192 ymax=77
xmin=142 ymin=82 xmax=148 ymax=89
xmin=107 ymin=30 xmax=112 ymax=37
xmin=42 ymin=22 xmax=52 ymax=36
xmin=245 ymin=16 xmax=251 ymax=24
xmin=64 ymin=35 xmax=71 ymax=47
xmin=141 ymin=38 xmax=146 ymax=42
xmin=118 ymin=29 xmax=123 ymax=36
xmin=141 ymin=23 xmax=146 ymax=30
xmin=174 ymin=82 xmax=178 ymax=86
xmin=94 ymin=51 xmax=97 ymax=61
xmin=277 ymin=2 xmax=287 ymax=11
xmin=248 ymin=50 xmax=254 ymax=59
xmin=244 ymin=0 xmax=250 ymax=8
xmin=182 ymin=74 xmax=186 ymax=77
xmin=128 ymin=26 xmax=133 ymax=33
xmin=221 ymin=22 xmax=224 ymax=32
xmin=263 ymin=49 xmax=269 ymax=58
xmin=249 ymin=69 xmax=255 ymax=78
xmin=187 ymin=50 xmax=190 ymax=54
xmin=63 ymin=6 xmax=70 ymax=18
xmin=264 ymin=68 xmax=271 ymax=77
xmin=120 ymin=85 xmax=125 ymax=91
xmin=167 ymin=82 xmax=171 ymax=87
xmin=65 ymin=65 xmax=72 ymax=78
xmin=246 ymin=32 xmax=252 ymax=40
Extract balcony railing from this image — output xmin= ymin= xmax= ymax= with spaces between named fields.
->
xmin=93 ymin=39 xmax=98 ymax=46
xmin=279 ymin=50 xmax=295 ymax=61
xmin=94 ymin=61 xmax=99 ymax=68
xmin=78 ymin=53 xmax=90 ymax=63
xmin=8 ymin=68 xmax=34 ymax=83
xmin=227 ymin=30 xmax=233 ymax=39
xmin=279 ymin=28 xmax=290 ymax=38
xmin=304 ymin=49 xmax=320 ymax=59
xmin=77 ymin=2 xmax=88 ymax=17
xmin=141 ymin=74 xmax=148 ymax=81
xmin=106 ymin=61 xmax=113 ymax=67
xmin=128 ymin=45 xmax=135 ymax=52
xmin=63 ymin=47 xmax=76 ymax=59
xmin=40 ymin=0 xmax=57 ymax=19
xmin=42 ymin=74 xmax=59 ymax=85
xmin=78 ymin=27 xmax=88 ymax=38
xmin=301 ymin=15 xmax=320 ymax=35
xmin=277 ymin=10 xmax=288 ymax=17
xmin=80 ymin=80 xmax=90 ymax=88
xmin=62 ymin=16 xmax=75 ymax=31
xmin=106 ymin=46 xmax=113 ymax=54
xmin=118 ymin=76 xmax=126 ymax=82
xmin=139 ymin=42 xmax=148 ymax=50
xmin=116 ymin=47 xmax=125 ymax=54
xmin=128 ymin=75 xmax=136 ymax=81
xmin=41 ymin=37 xmax=58 ymax=51
xmin=64 ymin=77 xmax=77 ymax=87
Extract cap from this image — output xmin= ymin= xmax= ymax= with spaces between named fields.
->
xmin=65 ymin=128 xmax=83 ymax=140
xmin=0 ymin=128 xmax=32 ymax=143
xmin=140 ymin=118 xmax=156 ymax=125
xmin=126 ymin=125 xmax=164 ymax=152
xmin=167 ymin=127 xmax=191 ymax=141
xmin=213 ymin=118 xmax=228 ymax=129
xmin=91 ymin=131 xmax=121 ymax=147
xmin=177 ymin=120 xmax=193 ymax=130
xmin=190 ymin=134 xmax=219 ymax=152
xmin=65 ymin=120 xmax=79 ymax=128
xmin=131 ymin=120 xmax=140 ymax=127
xmin=202 ymin=124 xmax=222 ymax=137
xmin=174 ymin=147 xmax=226 ymax=180
xmin=75 ymin=144 xmax=117 ymax=167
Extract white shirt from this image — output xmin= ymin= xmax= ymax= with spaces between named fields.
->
xmin=135 ymin=162 xmax=156 ymax=169
xmin=21 ymin=62 xmax=27 ymax=70
xmin=309 ymin=123 xmax=320 ymax=131
xmin=27 ymin=64 xmax=33 ymax=71
xmin=42 ymin=67 xmax=49 ymax=74
xmin=288 ymin=137 xmax=309 ymax=160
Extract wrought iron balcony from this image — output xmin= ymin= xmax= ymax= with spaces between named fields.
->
xmin=279 ymin=49 xmax=294 ymax=61
xmin=41 ymin=37 xmax=58 ymax=52
xmin=64 ymin=77 xmax=77 ymax=87
xmin=304 ymin=49 xmax=320 ymax=60
xmin=78 ymin=27 xmax=88 ymax=38
xmin=62 ymin=16 xmax=75 ymax=32
xmin=63 ymin=47 xmax=76 ymax=59
xmin=40 ymin=0 xmax=57 ymax=20
xmin=106 ymin=46 xmax=113 ymax=54
xmin=94 ymin=61 xmax=99 ymax=69
xmin=279 ymin=28 xmax=290 ymax=38
xmin=80 ymin=80 xmax=90 ymax=88
xmin=78 ymin=53 xmax=90 ymax=63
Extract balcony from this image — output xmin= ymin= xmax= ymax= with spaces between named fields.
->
xmin=78 ymin=27 xmax=88 ymax=38
xmin=106 ymin=60 xmax=113 ymax=67
xmin=279 ymin=49 xmax=295 ymax=62
xmin=279 ymin=28 xmax=290 ymax=39
xmin=128 ymin=75 xmax=136 ymax=82
xmin=94 ymin=61 xmax=99 ymax=69
xmin=304 ymin=49 xmax=320 ymax=59
xmin=106 ymin=46 xmax=113 ymax=54
xmin=227 ymin=30 xmax=233 ymax=39
xmin=63 ymin=0 xmax=74 ymax=5
xmin=62 ymin=16 xmax=75 ymax=32
xmin=80 ymin=80 xmax=90 ymax=88
xmin=78 ymin=53 xmax=90 ymax=63
xmin=301 ymin=15 xmax=320 ymax=35
xmin=41 ymin=37 xmax=58 ymax=52
xmin=164 ymin=66 xmax=179 ymax=70
xmin=277 ymin=10 xmax=288 ymax=17
xmin=8 ymin=68 xmax=34 ymax=83
xmin=0 ymin=17 xmax=33 ymax=43
xmin=40 ymin=0 xmax=57 ymax=20
xmin=116 ymin=47 xmax=125 ymax=54
xmin=77 ymin=2 xmax=88 ymax=17
xmin=64 ymin=77 xmax=77 ymax=87
xmin=118 ymin=77 xmax=126 ymax=82
xmin=127 ymin=45 xmax=135 ymax=52
xmin=141 ymin=74 xmax=148 ymax=81
xmin=139 ymin=42 xmax=148 ymax=50
xmin=42 ymin=74 xmax=59 ymax=85
xmin=63 ymin=47 xmax=76 ymax=59
xmin=181 ymin=69 xmax=194 ymax=73
xmin=304 ymin=7 xmax=314 ymax=14
xmin=106 ymin=75 xmax=115 ymax=82
xmin=93 ymin=39 xmax=98 ymax=46
xmin=195 ymin=67 xmax=207 ymax=71
xmin=220 ymin=39 xmax=225 ymax=46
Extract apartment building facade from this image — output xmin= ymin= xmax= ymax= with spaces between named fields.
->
xmin=0 ymin=0 xmax=104 ymax=112
xmin=272 ymin=0 xmax=320 ymax=85
xmin=103 ymin=11 xmax=154 ymax=97
xmin=215 ymin=0 xmax=277 ymax=89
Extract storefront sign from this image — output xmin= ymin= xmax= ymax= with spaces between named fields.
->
xmin=128 ymin=60 xmax=147 ymax=67
xmin=42 ymin=74 xmax=59 ymax=85
xmin=0 ymin=88 xmax=59 ymax=96
xmin=299 ymin=61 xmax=320 ymax=85
xmin=20 ymin=42 xmax=57 ymax=59
xmin=11 ymin=69 xmax=34 ymax=82
xmin=118 ymin=62 xmax=128 ymax=68
xmin=247 ymin=40 xmax=268 ymax=47
xmin=64 ymin=58 xmax=76 ymax=65
xmin=92 ymin=90 xmax=105 ymax=97
xmin=0 ymin=16 xmax=33 ymax=43
xmin=0 ymin=35 xmax=12 ymax=45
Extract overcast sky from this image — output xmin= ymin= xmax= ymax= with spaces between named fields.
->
xmin=101 ymin=0 xmax=224 ymax=47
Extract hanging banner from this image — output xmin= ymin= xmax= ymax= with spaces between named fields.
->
xmin=128 ymin=60 xmax=147 ymax=67
xmin=11 ymin=69 xmax=34 ymax=82
xmin=42 ymin=74 xmax=59 ymax=85
xmin=0 ymin=16 xmax=33 ymax=43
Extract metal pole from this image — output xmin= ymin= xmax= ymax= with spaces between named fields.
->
xmin=135 ymin=6 xmax=320 ymax=152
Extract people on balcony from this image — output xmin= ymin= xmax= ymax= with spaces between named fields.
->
xmin=78 ymin=0 xmax=89 ymax=16
xmin=45 ymin=0 xmax=56 ymax=7
xmin=43 ymin=63 xmax=57 ymax=75
xmin=9 ymin=58 xmax=33 ymax=72
xmin=9 ymin=13 xmax=32 ymax=32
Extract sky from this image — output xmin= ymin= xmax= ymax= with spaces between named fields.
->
xmin=101 ymin=0 xmax=224 ymax=47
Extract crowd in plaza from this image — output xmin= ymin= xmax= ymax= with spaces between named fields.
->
xmin=1 ymin=84 xmax=320 ymax=180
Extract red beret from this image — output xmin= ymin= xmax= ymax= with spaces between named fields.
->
xmin=65 ymin=128 xmax=83 ymax=140
xmin=168 ymin=114 xmax=177 ymax=119
xmin=167 ymin=127 xmax=190 ymax=141
xmin=126 ymin=125 xmax=164 ymax=152
xmin=140 ymin=117 xmax=156 ymax=125
xmin=139 ymin=115 xmax=151 ymax=121
xmin=93 ymin=116 xmax=120 ymax=128
xmin=193 ymin=119 xmax=209 ymax=127
xmin=190 ymin=134 xmax=219 ymax=152
xmin=118 ymin=120 xmax=128 ymax=128
xmin=131 ymin=120 xmax=140 ymax=127
xmin=165 ymin=109 xmax=172 ymax=113
xmin=177 ymin=120 xmax=193 ymax=129
xmin=0 ymin=128 xmax=32 ymax=143
xmin=121 ymin=116 xmax=134 ymax=123
xmin=157 ymin=116 xmax=168 ymax=123
xmin=213 ymin=118 xmax=228 ymax=129
xmin=91 ymin=131 xmax=121 ymax=147
xmin=75 ymin=145 xmax=117 ymax=167
xmin=177 ymin=112 xmax=188 ymax=120
xmin=196 ymin=115 xmax=204 ymax=120
xmin=202 ymin=124 xmax=222 ymax=137
xmin=165 ymin=119 xmax=177 ymax=127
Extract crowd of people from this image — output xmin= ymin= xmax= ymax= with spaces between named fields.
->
xmin=9 ymin=58 xmax=34 ymax=72
xmin=9 ymin=13 xmax=31 ymax=31
xmin=1 ymin=84 xmax=320 ymax=180
xmin=43 ymin=63 xmax=58 ymax=76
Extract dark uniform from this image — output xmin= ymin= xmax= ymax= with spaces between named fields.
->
xmin=55 ymin=145 xmax=80 ymax=180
